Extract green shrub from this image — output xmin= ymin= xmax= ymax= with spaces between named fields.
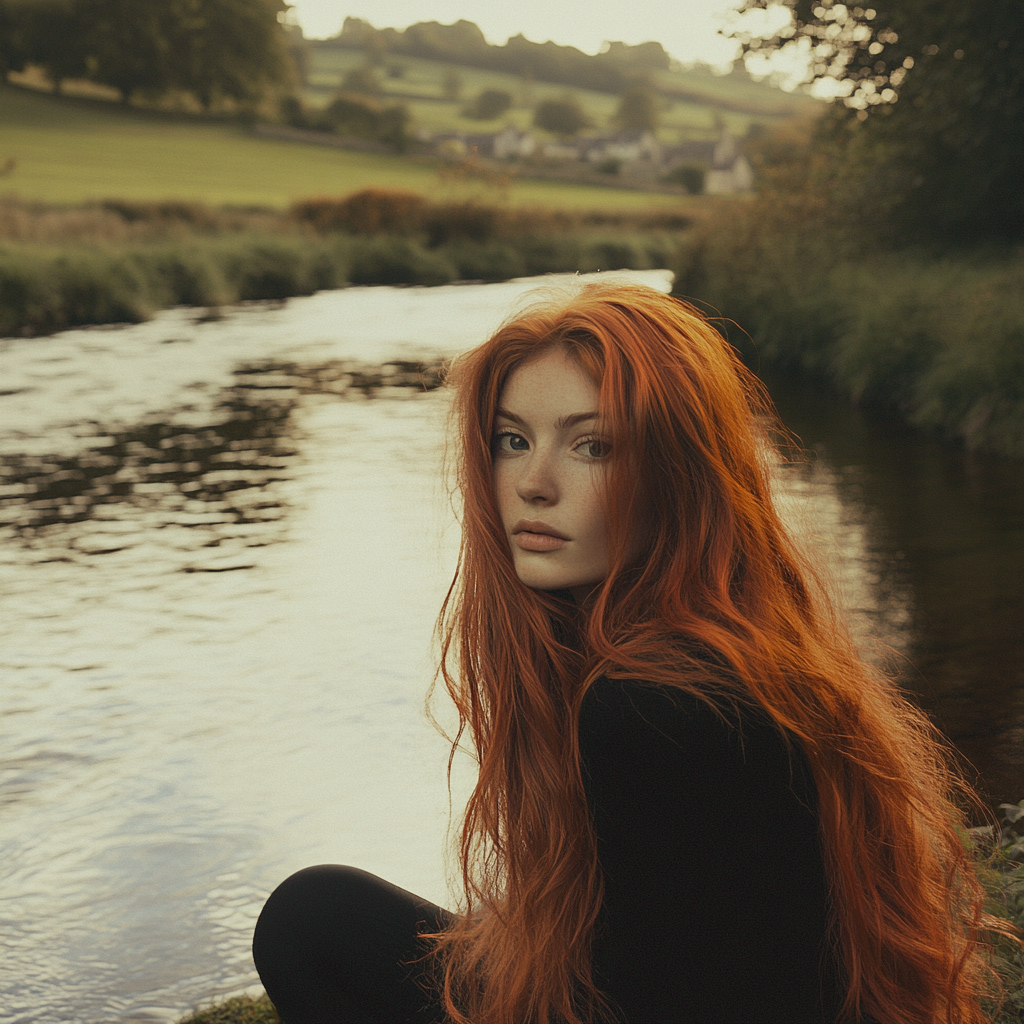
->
xmin=581 ymin=238 xmax=647 ymax=272
xmin=217 ymin=237 xmax=333 ymax=300
xmin=441 ymin=240 xmax=525 ymax=281
xmin=975 ymin=801 xmax=1024 ymax=1022
xmin=595 ymin=158 xmax=622 ymax=176
xmin=177 ymin=993 xmax=279 ymax=1024
xmin=533 ymin=97 xmax=591 ymax=137
xmin=133 ymin=245 xmax=232 ymax=307
xmin=664 ymin=163 xmax=706 ymax=195
xmin=464 ymin=88 xmax=513 ymax=120
xmin=348 ymin=237 xmax=457 ymax=286
xmin=518 ymin=237 xmax=584 ymax=276
xmin=0 ymin=245 xmax=154 ymax=335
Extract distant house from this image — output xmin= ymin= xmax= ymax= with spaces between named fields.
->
xmin=582 ymin=130 xmax=662 ymax=166
xmin=662 ymin=129 xmax=754 ymax=194
xmin=492 ymin=127 xmax=536 ymax=160
xmin=426 ymin=127 xmax=537 ymax=160
xmin=539 ymin=139 xmax=582 ymax=161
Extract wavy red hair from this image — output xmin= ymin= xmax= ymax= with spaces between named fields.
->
xmin=424 ymin=282 xmax=1011 ymax=1024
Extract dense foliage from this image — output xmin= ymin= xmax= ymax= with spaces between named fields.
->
xmin=464 ymin=87 xmax=513 ymax=120
xmin=731 ymin=0 xmax=1023 ymax=242
xmin=614 ymin=84 xmax=659 ymax=132
xmin=533 ymin=96 xmax=592 ymax=136
xmin=0 ymin=0 xmax=294 ymax=107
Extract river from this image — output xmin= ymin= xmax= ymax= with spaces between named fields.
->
xmin=1 ymin=271 xmax=1020 ymax=1023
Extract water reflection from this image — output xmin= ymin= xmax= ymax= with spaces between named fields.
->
xmin=765 ymin=369 xmax=1024 ymax=804
xmin=0 ymin=358 xmax=444 ymax=573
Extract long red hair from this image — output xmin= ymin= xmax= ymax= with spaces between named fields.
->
xmin=425 ymin=282 xmax=1009 ymax=1023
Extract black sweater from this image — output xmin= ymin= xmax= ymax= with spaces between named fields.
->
xmin=579 ymin=676 xmax=842 ymax=1024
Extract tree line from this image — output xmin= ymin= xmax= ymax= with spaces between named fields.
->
xmin=0 ymin=0 xmax=295 ymax=108
xmin=323 ymin=17 xmax=670 ymax=96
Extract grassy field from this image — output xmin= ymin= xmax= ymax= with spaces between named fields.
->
xmin=302 ymin=45 xmax=817 ymax=142
xmin=0 ymin=83 xmax=700 ymax=211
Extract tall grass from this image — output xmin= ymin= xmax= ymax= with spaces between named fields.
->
xmin=672 ymin=193 xmax=1024 ymax=458
xmin=0 ymin=193 xmax=687 ymax=337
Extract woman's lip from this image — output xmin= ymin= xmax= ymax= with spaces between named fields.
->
xmin=514 ymin=531 xmax=567 ymax=552
xmin=512 ymin=519 xmax=569 ymax=540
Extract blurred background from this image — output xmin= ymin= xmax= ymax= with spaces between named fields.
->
xmin=0 ymin=2 xmax=1021 ymax=1021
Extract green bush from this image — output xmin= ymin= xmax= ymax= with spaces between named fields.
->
xmin=664 ymin=163 xmax=706 ymax=195
xmin=671 ymin=192 xmax=1024 ymax=458
xmin=217 ymin=236 xmax=338 ymax=300
xmin=518 ymin=237 xmax=584 ymax=276
xmin=440 ymin=240 xmax=525 ymax=281
xmin=533 ymin=97 xmax=590 ymax=137
xmin=177 ymin=993 xmax=279 ymax=1024
xmin=422 ymin=201 xmax=501 ymax=246
xmin=975 ymin=801 xmax=1024 ymax=1023
xmin=581 ymin=238 xmax=647 ymax=272
xmin=348 ymin=237 xmax=457 ymax=286
xmin=464 ymin=88 xmax=513 ymax=120
xmin=133 ymin=245 xmax=232 ymax=307
xmin=0 ymin=245 xmax=153 ymax=335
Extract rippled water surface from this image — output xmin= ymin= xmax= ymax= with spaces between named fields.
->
xmin=1 ymin=271 xmax=1020 ymax=1023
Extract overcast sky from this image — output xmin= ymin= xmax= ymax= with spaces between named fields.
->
xmin=287 ymin=0 xmax=770 ymax=70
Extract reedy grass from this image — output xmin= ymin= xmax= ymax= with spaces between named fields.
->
xmin=0 ymin=225 xmax=682 ymax=338
xmin=671 ymin=198 xmax=1024 ymax=459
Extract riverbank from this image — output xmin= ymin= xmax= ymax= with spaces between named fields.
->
xmin=667 ymin=185 xmax=1024 ymax=460
xmin=2 ymin=191 xmax=1022 ymax=460
xmin=0 ymin=193 xmax=687 ymax=339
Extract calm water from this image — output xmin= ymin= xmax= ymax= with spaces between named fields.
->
xmin=1 ymin=272 xmax=1020 ymax=1022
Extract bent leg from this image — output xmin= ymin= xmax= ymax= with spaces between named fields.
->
xmin=252 ymin=864 xmax=452 ymax=1024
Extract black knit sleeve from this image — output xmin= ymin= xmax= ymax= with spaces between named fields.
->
xmin=578 ymin=676 xmax=840 ymax=1024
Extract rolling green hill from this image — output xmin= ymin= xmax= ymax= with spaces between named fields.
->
xmin=302 ymin=43 xmax=817 ymax=144
xmin=0 ymin=83 xmax=701 ymax=210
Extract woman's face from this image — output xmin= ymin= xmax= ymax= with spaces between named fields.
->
xmin=492 ymin=345 xmax=611 ymax=603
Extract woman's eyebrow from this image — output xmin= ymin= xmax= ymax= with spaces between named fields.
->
xmin=494 ymin=409 xmax=599 ymax=429
xmin=494 ymin=407 xmax=524 ymax=425
xmin=557 ymin=412 xmax=598 ymax=429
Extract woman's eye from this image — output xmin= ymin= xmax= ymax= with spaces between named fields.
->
xmin=577 ymin=438 xmax=611 ymax=459
xmin=493 ymin=432 xmax=529 ymax=455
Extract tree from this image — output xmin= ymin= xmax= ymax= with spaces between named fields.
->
xmin=533 ymin=95 xmax=591 ymax=136
xmin=3 ymin=0 xmax=90 ymax=91
xmin=340 ymin=64 xmax=381 ymax=97
xmin=168 ymin=0 xmax=293 ymax=111
xmin=321 ymin=94 xmax=410 ymax=152
xmin=729 ymin=0 xmax=1023 ymax=241
xmin=464 ymin=88 xmax=512 ymax=120
xmin=0 ymin=0 xmax=32 ymax=79
xmin=76 ymin=0 xmax=172 ymax=103
xmin=614 ymin=84 xmax=658 ymax=132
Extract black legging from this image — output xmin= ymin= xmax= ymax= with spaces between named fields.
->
xmin=252 ymin=865 xmax=454 ymax=1024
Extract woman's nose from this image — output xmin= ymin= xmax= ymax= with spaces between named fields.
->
xmin=516 ymin=451 xmax=558 ymax=504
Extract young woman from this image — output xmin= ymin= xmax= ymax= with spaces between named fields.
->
xmin=253 ymin=283 xmax=1007 ymax=1024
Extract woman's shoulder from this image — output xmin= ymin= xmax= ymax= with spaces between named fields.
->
xmin=580 ymin=673 xmax=773 ymax=750
xmin=579 ymin=673 xmax=818 ymax=815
